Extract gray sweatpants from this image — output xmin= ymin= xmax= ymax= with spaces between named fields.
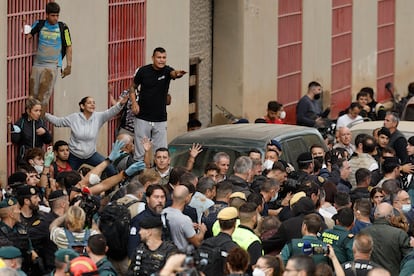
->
xmin=133 ymin=117 xmax=167 ymax=161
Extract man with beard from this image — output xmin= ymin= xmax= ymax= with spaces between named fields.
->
xmin=16 ymin=185 xmax=41 ymax=229
xmin=296 ymin=81 xmax=325 ymax=127
xmin=127 ymin=216 xmax=177 ymax=275
xmin=0 ymin=197 xmax=37 ymax=274
xmin=128 ymin=184 xmax=166 ymax=258
xmin=29 ymin=189 xmax=69 ymax=274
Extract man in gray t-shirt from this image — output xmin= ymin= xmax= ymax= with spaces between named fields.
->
xmin=161 ymin=185 xmax=206 ymax=252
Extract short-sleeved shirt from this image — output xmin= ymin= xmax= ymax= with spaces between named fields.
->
xmin=161 ymin=207 xmax=196 ymax=252
xmin=32 ymin=20 xmax=63 ymax=67
xmin=133 ymin=64 xmax=174 ymax=122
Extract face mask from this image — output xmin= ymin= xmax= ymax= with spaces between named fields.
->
xmin=314 ymin=93 xmax=321 ymax=100
xmin=89 ymin=173 xmax=101 ymax=185
xmin=402 ymin=204 xmax=411 ymax=213
xmin=270 ymin=192 xmax=278 ymax=202
xmin=34 ymin=165 xmax=43 ymax=175
xmin=263 ymin=159 xmax=274 ymax=170
xmin=279 ymin=111 xmax=286 ymax=119
xmin=252 ymin=268 xmax=266 ymax=276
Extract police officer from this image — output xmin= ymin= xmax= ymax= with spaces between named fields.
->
xmin=29 ymin=190 xmax=69 ymax=273
xmin=128 ymin=216 xmax=177 ymax=275
xmin=281 ymin=213 xmax=329 ymax=265
xmin=16 ymin=185 xmax=41 ymax=229
xmin=322 ymin=207 xmax=354 ymax=264
xmin=51 ymin=248 xmax=79 ymax=275
xmin=0 ymin=197 xmax=38 ymax=274
xmin=0 ymin=246 xmax=26 ymax=275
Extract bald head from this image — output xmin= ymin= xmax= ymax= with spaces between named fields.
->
xmin=374 ymin=202 xmax=393 ymax=219
xmin=172 ymin=185 xmax=190 ymax=203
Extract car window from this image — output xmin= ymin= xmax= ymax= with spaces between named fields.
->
xmin=280 ymin=134 xmax=325 ymax=168
xmin=169 ymin=145 xmax=246 ymax=177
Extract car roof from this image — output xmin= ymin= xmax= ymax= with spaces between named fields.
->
xmin=169 ymin=123 xmax=321 ymax=148
xmin=349 ymin=120 xmax=414 ymax=139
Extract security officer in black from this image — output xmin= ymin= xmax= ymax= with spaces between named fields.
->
xmin=322 ymin=207 xmax=354 ymax=264
xmin=16 ymin=185 xmax=41 ymax=230
xmin=199 ymin=207 xmax=239 ymax=275
xmin=127 ymin=216 xmax=178 ymax=275
xmin=0 ymin=197 xmax=38 ymax=275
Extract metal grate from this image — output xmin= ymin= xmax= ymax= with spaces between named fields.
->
xmin=377 ymin=0 xmax=395 ymax=102
xmin=277 ymin=0 xmax=302 ymax=124
xmin=331 ymin=0 xmax=353 ymax=118
xmin=107 ymin=0 xmax=146 ymax=147
xmin=7 ymin=0 xmax=54 ymax=175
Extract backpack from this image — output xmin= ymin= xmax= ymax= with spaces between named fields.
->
xmin=64 ymin=227 xmax=90 ymax=255
xmin=30 ymin=20 xmax=69 ymax=59
xmin=98 ymin=200 xmax=139 ymax=261
xmin=195 ymin=238 xmax=233 ymax=276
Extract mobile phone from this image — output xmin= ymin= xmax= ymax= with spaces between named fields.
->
xmin=47 ymin=146 xmax=53 ymax=152
xmin=120 ymin=90 xmax=129 ymax=97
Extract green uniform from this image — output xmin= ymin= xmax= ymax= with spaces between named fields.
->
xmin=96 ymin=256 xmax=117 ymax=276
xmin=281 ymin=235 xmax=329 ymax=265
xmin=321 ymin=225 xmax=353 ymax=264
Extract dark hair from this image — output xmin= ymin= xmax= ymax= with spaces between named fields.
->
xmin=261 ymin=255 xmax=284 ymax=276
xmin=153 ymin=47 xmax=166 ymax=56
xmin=46 ymin=2 xmax=60 ymax=14
xmin=408 ymin=82 xmax=414 ymax=97
xmin=267 ymin=101 xmax=282 ymax=112
xmin=219 ymin=218 xmax=237 ymax=231
xmin=355 ymin=168 xmax=371 ymax=185
xmin=78 ymin=97 xmax=91 ymax=112
xmin=53 ymin=140 xmax=69 ymax=151
xmin=362 ymin=136 xmax=376 ymax=153
xmin=354 ymin=198 xmax=371 ymax=217
xmin=187 ymin=119 xmax=201 ymax=130
xmin=25 ymin=147 xmax=44 ymax=163
xmin=247 ymin=192 xmax=263 ymax=208
xmin=322 ymin=181 xmax=337 ymax=204
xmin=56 ymin=171 xmax=82 ymax=195
xmin=335 ymin=207 xmax=354 ymax=227
xmin=370 ymin=187 xmax=383 ymax=201
xmin=88 ymin=234 xmax=107 ymax=255
xmin=315 ymin=263 xmax=333 ymax=276
xmin=356 ymin=90 xmax=369 ymax=100
xmin=349 ymin=102 xmax=362 ymax=111
xmin=298 ymin=181 xmax=319 ymax=199
xmin=354 ymin=133 xmax=368 ymax=147
xmin=308 ymin=81 xmax=321 ymax=89
xmin=226 ymin=247 xmax=249 ymax=273
xmin=239 ymin=202 xmax=258 ymax=214
xmin=169 ymin=167 xmax=188 ymax=185
xmin=146 ymin=184 xmax=166 ymax=198
xmin=382 ymin=179 xmax=400 ymax=195
xmin=334 ymin=192 xmax=350 ymax=208
xmin=204 ymin=162 xmax=219 ymax=174
xmin=359 ymin=87 xmax=374 ymax=98
xmin=288 ymin=255 xmax=315 ymax=276
xmin=215 ymin=181 xmax=233 ymax=199
xmin=248 ymin=148 xmax=262 ymax=157
xmin=303 ymin=213 xmax=322 ymax=234
xmin=155 ymin=147 xmax=170 ymax=156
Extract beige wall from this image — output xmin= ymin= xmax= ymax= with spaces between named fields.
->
xmin=395 ymin=0 xmax=414 ymax=97
xmin=213 ymin=0 xmax=278 ymax=123
xmin=0 ymin=0 xmax=7 ymax=183
xmin=302 ymin=0 xmax=332 ymax=107
xmin=352 ymin=1 xmax=377 ymax=97
xmin=53 ymin=0 xmax=109 ymax=155
xmin=146 ymin=0 xmax=190 ymax=141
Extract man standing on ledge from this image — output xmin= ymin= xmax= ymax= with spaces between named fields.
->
xmin=129 ymin=47 xmax=186 ymax=161
xmin=296 ymin=81 xmax=326 ymax=127
xmin=26 ymin=2 xmax=72 ymax=110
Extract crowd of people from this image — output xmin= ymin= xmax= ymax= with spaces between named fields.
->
xmin=5 ymin=2 xmax=414 ymax=276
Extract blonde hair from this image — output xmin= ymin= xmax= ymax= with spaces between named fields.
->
xmin=65 ymin=206 xmax=86 ymax=232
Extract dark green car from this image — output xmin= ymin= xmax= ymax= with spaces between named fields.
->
xmin=169 ymin=124 xmax=326 ymax=176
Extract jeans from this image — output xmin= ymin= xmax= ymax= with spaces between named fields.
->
xmin=68 ymin=151 xmax=117 ymax=177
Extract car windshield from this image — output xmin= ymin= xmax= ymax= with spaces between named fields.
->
xmin=169 ymin=145 xmax=253 ymax=176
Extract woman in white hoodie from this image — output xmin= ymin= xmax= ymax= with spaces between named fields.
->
xmin=45 ymin=95 xmax=127 ymax=176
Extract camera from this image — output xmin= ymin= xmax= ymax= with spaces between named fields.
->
xmin=312 ymin=245 xmax=329 ymax=255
